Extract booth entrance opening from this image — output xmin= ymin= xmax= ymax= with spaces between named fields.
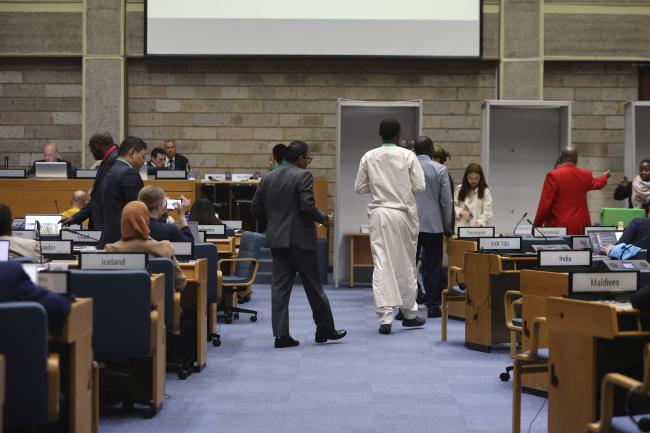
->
xmin=334 ymin=100 xmax=422 ymax=288
xmin=624 ymin=101 xmax=650 ymax=179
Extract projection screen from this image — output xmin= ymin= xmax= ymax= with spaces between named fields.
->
xmin=146 ymin=0 xmax=481 ymax=57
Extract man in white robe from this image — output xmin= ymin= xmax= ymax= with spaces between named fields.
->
xmin=354 ymin=118 xmax=427 ymax=334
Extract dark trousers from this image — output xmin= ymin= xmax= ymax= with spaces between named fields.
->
xmin=416 ymin=232 xmax=444 ymax=310
xmin=271 ymin=248 xmax=335 ymax=337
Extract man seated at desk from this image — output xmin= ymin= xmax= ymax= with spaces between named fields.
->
xmin=146 ymin=147 xmax=166 ymax=176
xmin=138 ymin=185 xmax=193 ymax=242
xmin=0 ymin=261 xmax=70 ymax=329
xmin=0 ymin=204 xmax=40 ymax=260
xmin=60 ymin=190 xmax=88 ymax=228
xmin=164 ymin=139 xmax=190 ymax=172
xmin=27 ymin=142 xmax=75 ymax=179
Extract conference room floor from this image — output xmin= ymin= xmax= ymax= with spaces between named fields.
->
xmin=100 ymin=283 xmax=548 ymax=433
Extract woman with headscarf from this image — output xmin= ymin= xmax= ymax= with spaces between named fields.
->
xmin=104 ymin=200 xmax=186 ymax=291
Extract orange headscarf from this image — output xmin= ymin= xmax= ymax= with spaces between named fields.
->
xmin=120 ymin=201 xmax=150 ymax=240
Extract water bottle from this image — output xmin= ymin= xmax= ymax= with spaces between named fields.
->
xmin=617 ymin=221 xmax=624 ymax=231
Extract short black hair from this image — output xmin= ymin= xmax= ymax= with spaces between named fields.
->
xmin=89 ymin=130 xmax=115 ymax=150
xmin=379 ymin=118 xmax=401 ymax=142
xmin=118 ymin=136 xmax=147 ymax=156
xmin=285 ymin=140 xmax=308 ymax=163
xmin=414 ymin=136 xmax=434 ymax=157
xmin=150 ymin=147 xmax=166 ymax=158
xmin=272 ymin=143 xmax=287 ymax=163
xmin=640 ymin=159 xmax=650 ymax=167
xmin=0 ymin=203 xmax=12 ymax=236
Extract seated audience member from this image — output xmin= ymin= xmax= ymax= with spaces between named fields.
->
xmin=147 ymin=147 xmax=166 ymax=175
xmin=61 ymin=190 xmax=89 ymax=227
xmin=269 ymin=143 xmax=287 ymax=171
xmin=454 ymin=163 xmax=493 ymax=228
xmin=105 ymin=201 xmax=186 ymax=291
xmin=0 ymin=204 xmax=40 ymax=260
xmin=604 ymin=216 xmax=650 ymax=258
xmin=189 ymin=198 xmax=223 ymax=225
xmin=27 ymin=142 xmax=75 ymax=178
xmin=0 ymin=261 xmax=71 ymax=329
xmin=614 ymin=159 xmax=650 ymax=209
xmin=138 ymin=185 xmax=193 ymax=242
xmin=164 ymin=139 xmax=190 ymax=172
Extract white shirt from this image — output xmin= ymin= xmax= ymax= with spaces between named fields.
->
xmin=454 ymin=185 xmax=493 ymax=227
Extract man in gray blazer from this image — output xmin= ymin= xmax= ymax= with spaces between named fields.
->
xmin=412 ymin=136 xmax=453 ymax=318
xmin=251 ymin=140 xmax=346 ymax=348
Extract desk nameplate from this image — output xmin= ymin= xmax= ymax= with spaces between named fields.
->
xmin=61 ymin=230 xmax=102 ymax=243
xmin=457 ymin=226 xmax=495 ymax=238
xmin=79 ymin=252 xmax=148 ymax=270
xmin=570 ymin=271 xmax=638 ymax=294
xmin=38 ymin=270 xmax=69 ymax=295
xmin=41 ymin=240 xmax=73 ymax=256
xmin=12 ymin=230 xmax=35 ymax=239
xmin=478 ymin=237 xmax=521 ymax=251
xmin=538 ymin=250 xmax=592 ymax=267
xmin=199 ymin=224 xmax=226 ymax=238
xmin=572 ymin=236 xmax=591 ymax=250
xmin=231 ymin=173 xmax=253 ymax=182
xmin=533 ymin=227 xmax=567 ymax=237
xmin=0 ymin=169 xmax=25 ymax=178
xmin=170 ymin=241 xmax=193 ymax=257
xmin=156 ymin=170 xmax=186 ymax=180
xmin=584 ymin=226 xmax=617 ymax=234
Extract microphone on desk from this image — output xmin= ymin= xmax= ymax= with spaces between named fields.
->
xmin=3 ymin=156 xmax=8 ymax=169
xmin=527 ymin=219 xmax=549 ymax=243
xmin=513 ymin=212 xmax=528 ymax=235
xmin=54 ymin=200 xmax=60 ymax=214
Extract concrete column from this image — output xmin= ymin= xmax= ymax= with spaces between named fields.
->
xmin=82 ymin=0 xmax=125 ymax=166
xmin=499 ymin=0 xmax=543 ymax=100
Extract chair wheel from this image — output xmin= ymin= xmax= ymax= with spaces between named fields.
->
xmin=213 ymin=338 xmax=222 ymax=347
xmin=250 ymin=315 xmax=257 ymax=322
xmin=499 ymin=372 xmax=510 ymax=382
xmin=225 ymin=316 xmax=232 ymax=324
xmin=177 ymin=370 xmax=189 ymax=380
xmin=143 ymin=402 xmax=157 ymax=419
xmin=207 ymin=335 xmax=213 ymax=342
xmin=234 ymin=312 xmax=240 ymax=320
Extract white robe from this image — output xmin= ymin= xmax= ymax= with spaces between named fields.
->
xmin=354 ymin=145 xmax=425 ymax=315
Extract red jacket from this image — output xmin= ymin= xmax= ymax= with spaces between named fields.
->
xmin=534 ymin=163 xmax=608 ymax=235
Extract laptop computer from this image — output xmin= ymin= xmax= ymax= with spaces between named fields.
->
xmin=588 ymin=230 xmax=623 ymax=255
xmin=0 ymin=240 xmax=9 ymax=261
xmin=24 ymin=214 xmax=62 ymax=236
xmin=170 ymin=241 xmax=194 ymax=262
xmin=35 ymin=161 xmax=68 ymax=178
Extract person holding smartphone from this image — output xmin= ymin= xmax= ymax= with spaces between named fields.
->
xmin=138 ymin=185 xmax=193 ymax=242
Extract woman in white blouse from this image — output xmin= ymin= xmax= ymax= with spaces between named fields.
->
xmin=454 ymin=163 xmax=493 ymax=227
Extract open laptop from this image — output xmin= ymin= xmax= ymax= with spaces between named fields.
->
xmin=0 ymin=240 xmax=9 ymax=261
xmin=588 ymin=230 xmax=623 ymax=255
xmin=25 ymin=214 xmax=62 ymax=236
xmin=35 ymin=161 xmax=68 ymax=178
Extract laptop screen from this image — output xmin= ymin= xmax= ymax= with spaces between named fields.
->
xmin=0 ymin=240 xmax=9 ymax=261
xmin=25 ymin=214 xmax=62 ymax=235
xmin=35 ymin=161 xmax=68 ymax=178
xmin=588 ymin=231 xmax=621 ymax=255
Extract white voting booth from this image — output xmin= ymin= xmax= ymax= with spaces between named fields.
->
xmin=624 ymin=101 xmax=650 ymax=178
xmin=334 ymin=100 xmax=422 ymax=288
xmin=481 ymin=100 xmax=572 ymax=234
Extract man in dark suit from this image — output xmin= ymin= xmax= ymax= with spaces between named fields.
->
xmin=146 ymin=147 xmax=166 ymax=176
xmin=61 ymin=131 xmax=119 ymax=229
xmin=0 ymin=261 xmax=71 ymax=330
xmin=27 ymin=142 xmax=75 ymax=178
xmin=164 ymin=140 xmax=190 ymax=172
xmin=99 ymin=136 xmax=146 ymax=246
xmin=252 ymin=140 xmax=346 ymax=348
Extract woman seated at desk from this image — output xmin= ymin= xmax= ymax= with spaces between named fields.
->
xmin=105 ymin=201 xmax=186 ymax=291
xmin=454 ymin=163 xmax=493 ymax=228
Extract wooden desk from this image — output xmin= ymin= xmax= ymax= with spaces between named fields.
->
xmin=149 ymin=273 xmax=166 ymax=412
xmin=49 ymin=298 xmax=94 ymax=433
xmin=209 ymin=236 xmax=236 ymax=256
xmin=346 ymin=232 xmax=372 ymax=287
xmin=0 ymin=179 xmax=197 ymax=218
xmin=547 ymin=297 xmax=650 ymax=433
xmin=179 ymin=259 xmax=208 ymax=371
xmin=0 ymin=355 xmax=4 ymax=433
xmin=464 ymin=253 xmax=536 ymax=351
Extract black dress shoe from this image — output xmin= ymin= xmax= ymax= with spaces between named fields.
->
xmin=378 ymin=324 xmax=392 ymax=334
xmin=315 ymin=329 xmax=347 ymax=343
xmin=428 ymin=308 xmax=442 ymax=318
xmin=395 ymin=311 xmax=405 ymax=321
xmin=274 ymin=336 xmax=300 ymax=348
xmin=402 ymin=316 xmax=426 ymax=327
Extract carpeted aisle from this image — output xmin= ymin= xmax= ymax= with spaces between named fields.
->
xmin=100 ymin=284 xmax=547 ymax=433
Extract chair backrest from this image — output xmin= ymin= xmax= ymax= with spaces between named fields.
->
xmin=148 ymin=257 xmax=175 ymax=330
xmin=194 ymin=243 xmax=218 ymax=303
xmin=447 ymin=239 xmax=477 ymax=269
xmin=9 ymin=256 xmax=38 ymax=264
xmin=0 ymin=302 xmax=49 ymax=426
xmin=69 ymin=270 xmax=151 ymax=362
xmin=235 ymin=232 xmax=265 ymax=279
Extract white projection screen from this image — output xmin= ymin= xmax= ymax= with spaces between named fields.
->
xmin=146 ymin=0 xmax=481 ymax=57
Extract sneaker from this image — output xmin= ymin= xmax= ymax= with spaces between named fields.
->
xmin=378 ymin=324 xmax=392 ymax=334
xmin=402 ymin=316 xmax=426 ymax=327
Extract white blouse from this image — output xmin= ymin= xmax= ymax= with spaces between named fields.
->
xmin=454 ymin=185 xmax=493 ymax=227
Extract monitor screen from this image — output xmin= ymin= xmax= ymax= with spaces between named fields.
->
xmin=588 ymin=231 xmax=620 ymax=255
xmin=25 ymin=214 xmax=61 ymax=235
xmin=146 ymin=0 xmax=481 ymax=57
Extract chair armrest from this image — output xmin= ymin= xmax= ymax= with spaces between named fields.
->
xmin=217 ymin=270 xmax=223 ymax=303
xmin=504 ymin=290 xmax=522 ymax=332
xmin=150 ymin=310 xmax=158 ymax=355
xmin=218 ymin=258 xmax=260 ymax=287
xmin=173 ymin=292 xmax=181 ymax=334
xmin=516 ymin=317 xmax=546 ymax=361
xmin=47 ymin=353 xmax=60 ymax=423
xmin=590 ymin=373 xmax=643 ymax=432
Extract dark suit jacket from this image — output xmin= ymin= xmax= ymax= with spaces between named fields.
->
xmin=0 ymin=261 xmax=71 ymax=329
xmin=617 ymin=217 xmax=650 ymax=250
xmin=149 ymin=218 xmax=193 ymax=242
xmin=165 ymin=154 xmax=190 ymax=172
xmin=70 ymin=149 xmax=119 ymax=229
xmin=99 ymin=159 xmax=144 ymax=246
xmin=27 ymin=158 xmax=75 ymax=179
xmin=251 ymin=164 xmax=327 ymax=252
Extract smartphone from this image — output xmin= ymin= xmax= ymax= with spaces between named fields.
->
xmin=166 ymin=199 xmax=181 ymax=210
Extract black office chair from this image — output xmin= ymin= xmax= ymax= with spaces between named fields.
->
xmin=194 ymin=242 xmax=221 ymax=347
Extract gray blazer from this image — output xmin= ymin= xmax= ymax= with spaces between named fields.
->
xmin=415 ymin=155 xmax=453 ymax=234
xmin=251 ymin=164 xmax=328 ymax=252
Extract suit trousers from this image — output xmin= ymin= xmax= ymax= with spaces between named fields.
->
xmin=416 ymin=232 xmax=444 ymax=310
xmin=271 ymin=248 xmax=335 ymax=337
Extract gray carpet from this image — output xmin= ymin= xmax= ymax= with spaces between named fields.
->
xmin=100 ymin=283 xmax=548 ymax=433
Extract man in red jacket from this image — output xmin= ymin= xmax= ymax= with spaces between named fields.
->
xmin=534 ymin=147 xmax=610 ymax=235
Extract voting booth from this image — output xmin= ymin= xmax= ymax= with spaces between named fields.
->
xmin=334 ymin=100 xmax=422 ymax=287
xmin=624 ymin=101 xmax=650 ymax=178
xmin=481 ymin=100 xmax=572 ymax=234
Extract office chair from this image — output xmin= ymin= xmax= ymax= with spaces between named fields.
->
xmin=194 ymin=242 xmax=222 ymax=346
xmin=441 ymin=238 xmax=476 ymax=341
xmin=501 ymin=290 xmax=523 ymax=382
xmin=219 ymin=231 xmax=264 ymax=323
xmin=0 ymin=302 xmax=61 ymax=427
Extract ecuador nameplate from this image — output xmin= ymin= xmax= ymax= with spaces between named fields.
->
xmin=41 ymin=240 xmax=73 ymax=256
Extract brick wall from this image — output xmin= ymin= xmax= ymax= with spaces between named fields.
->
xmin=544 ymin=62 xmax=638 ymax=222
xmin=127 ymin=58 xmax=496 ymax=210
xmin=0 ymin=59 xmax=82 ymax=169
